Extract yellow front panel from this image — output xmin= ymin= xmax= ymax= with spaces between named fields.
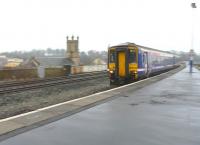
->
xmin=118 ymin=52 xmax=125 ymax=77
xmin=129 ymin=63 xmax=137 ymax=72
xmin=109 ymin=63 xmax=115 ymax=71
xmin=108 ymin=48 xmax=116 ymax=71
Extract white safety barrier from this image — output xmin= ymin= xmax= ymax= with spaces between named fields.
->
xmin=71 ymin=65 xmax=107 ymax=74
xmin=82 ymin=65 xmax=107 ymax=72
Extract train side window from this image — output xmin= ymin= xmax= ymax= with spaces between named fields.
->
xmin=109 ymin=51 xmax=115 ymax=63
xmin=129 ymin=49 xmax=136 ymax=63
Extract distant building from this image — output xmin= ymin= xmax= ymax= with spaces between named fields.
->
xmin=66 ymin=36 xmax=80 ymax=66
xmin=21 ymin=36 xmax=81 ymax=68
xmin=4 ymin=58 xmax=23 ymax=68
xmin=20 ymin=57 xmax=73 ymax=68
xmin=0 ymin=56 xmax=7 ymax=69
xmin=92 ymin=58 xmax=106 ymax=65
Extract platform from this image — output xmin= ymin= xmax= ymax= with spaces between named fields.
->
xmin=0 ymin=67 xmax=200 ymax=145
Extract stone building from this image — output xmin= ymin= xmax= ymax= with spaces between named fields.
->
xmin=4 ymin=58 xmax=23 ymax=68
xmin=20 ymin=57 xmax=73 ymax=68
xmin=21 ymin=35 xmax=81 ymax=68
xmin=66 ymin=36 xmax=80 ymax=66
xmin=0 ymin=56 xmax=7 ymax=69
xmin=92 ymin=58 xmax=106 ymax=65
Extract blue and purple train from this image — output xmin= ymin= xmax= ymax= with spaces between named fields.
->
xmin=108 ymin=42 xmax=178 ymax=84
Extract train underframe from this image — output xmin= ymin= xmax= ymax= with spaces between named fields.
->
xmin=109 ymin=72 xmax=140 ymax=85
xmin=109 ymin=65 xmax=178 ymax=86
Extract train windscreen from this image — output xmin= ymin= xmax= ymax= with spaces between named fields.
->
xmin=129 ymin=49 xmax=136 ymax=63
xmin=109 ymin=50 xmax=115 ymax=63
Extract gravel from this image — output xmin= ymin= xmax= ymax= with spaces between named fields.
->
xmin=0 ymin=78 xmax=110 ymax=119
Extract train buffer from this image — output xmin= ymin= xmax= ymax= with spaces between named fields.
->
xmin=0 ymin=66 xmax=200 ymax=145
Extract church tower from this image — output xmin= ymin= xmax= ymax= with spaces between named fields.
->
xmin=66 ymin=36 xmax=80 ymax=66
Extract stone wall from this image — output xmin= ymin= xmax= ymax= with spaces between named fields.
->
xmin=0 ymin=65 xmax=106 ymax=80
xmin=45 ymin=68 xmax=68 ymax=78
xmin=0 ymin=68 xmax=38 ymax=80
xmin=0 ymin=67 xmax=69 ymax=80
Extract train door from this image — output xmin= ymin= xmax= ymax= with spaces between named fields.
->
xmin=143 ymin=52 xmax=148 ymax=74
xmin=118 ymin=51 xmax=126 ymax=77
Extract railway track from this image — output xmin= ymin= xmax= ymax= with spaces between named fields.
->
xmin=0 ymin=71 xmax=107 ymax=87
xmin=0 ymin=65 xmax=182 ymax=95
xmin=0 ymin=71 xmax=108 ymax=95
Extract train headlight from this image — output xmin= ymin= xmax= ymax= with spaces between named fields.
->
xmin=130 ymin=71 xmax=136 ymax=74
xmin=130 ymin=71 xmax=137 ymax=75
xmin=109 ymin=70 xmax=114 ymax=74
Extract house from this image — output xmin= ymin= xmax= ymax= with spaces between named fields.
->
xmin=4 ymin=58 xmax=23 ymax=69
xmin=0 ymin=56 xmax=7 ymax=69
xmin=20 ymin=36 xmax=80 ymax=68
xmin=20 ymin=57 xmax=73 ymax=68
xmin=92 ymin=58 xmax=106 ymax=65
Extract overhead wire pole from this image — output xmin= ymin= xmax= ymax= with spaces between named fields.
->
xmin=189 ymin=1 xmax=197 ymax=73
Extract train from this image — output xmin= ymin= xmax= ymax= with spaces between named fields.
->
xmin=107 ymin=42 xmax=178 ymax=85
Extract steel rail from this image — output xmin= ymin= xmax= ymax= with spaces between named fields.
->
xmin=0 ymin=71 xmax=107 ymax=88
xmin=0 ymin=71 xmax=108 ymax=95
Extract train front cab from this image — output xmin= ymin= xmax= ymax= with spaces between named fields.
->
xmin=108 ymin=46 xmax=138 ymax=85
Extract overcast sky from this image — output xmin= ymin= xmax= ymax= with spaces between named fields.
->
xmin=0 ymin=0 xmax=199 ymax=53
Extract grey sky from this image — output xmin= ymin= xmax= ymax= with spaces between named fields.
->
xmin=0 ymin=0 xmax=199 ymax=53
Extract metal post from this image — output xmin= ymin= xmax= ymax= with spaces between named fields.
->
xmin=189 ymin=1 xmax=197 ymax=73
xmin=189 ymin=53 xmax=193 ymax=73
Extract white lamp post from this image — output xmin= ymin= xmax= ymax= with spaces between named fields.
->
xmin=189 ymin=1 xmax=197 ymax=73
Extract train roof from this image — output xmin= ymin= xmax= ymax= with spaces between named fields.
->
xmin=109 ymin=42 xmax=174 ymax=55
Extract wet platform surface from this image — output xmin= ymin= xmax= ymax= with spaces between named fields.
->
xmin=0 ymin=67 xmax=200 ymax=145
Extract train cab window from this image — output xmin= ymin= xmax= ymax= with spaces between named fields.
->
xmin=129 ymin=49 xmax=136 ymax=63
xmin=109 ymin=51 xmax=115 ymax=63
